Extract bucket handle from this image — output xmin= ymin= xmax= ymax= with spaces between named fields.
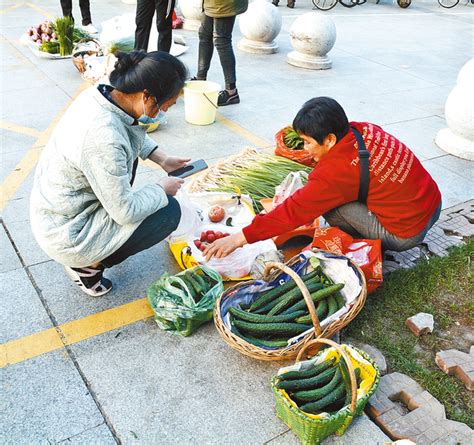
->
xmin=203 ymin=92 xmax=218 ymax=110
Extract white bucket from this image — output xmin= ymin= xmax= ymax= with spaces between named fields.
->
xmin=183 ymin=80 xmax=220 ymax=125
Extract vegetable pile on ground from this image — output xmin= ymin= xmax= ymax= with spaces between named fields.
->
xmin=283 ymin=127 xmax=305 ymax=150
xmin=26 ymin=17 xmax=91 ymax=56
xmin=147 ymin=266 xmax=223 ymax=336
xmin=229 ymin=268 xmax=345 ymax=348
xmin=275 ymin=356 xmax=361 ymax=415
xmin=188 ymin=148 xmax=312 ymax=213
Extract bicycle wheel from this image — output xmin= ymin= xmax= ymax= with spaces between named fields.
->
xmin=397 ymin=0 xmax=411 ymax=7
xmin=312 ymin=0 xmax=338 ymax=10
xmin=437 ymin=0 xmax=459 ymax=7
xmin=339 ymin=0 xmax=360 ymax=8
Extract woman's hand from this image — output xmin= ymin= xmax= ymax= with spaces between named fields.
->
xmin=161 ymin=156 xmax=191 ymax=173
xmin=204 ymin=231 xmax=247 ymax=261
xmin=157 ymin=177 xmax=184 ymax=196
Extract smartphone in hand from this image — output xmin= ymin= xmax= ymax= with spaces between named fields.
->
xmin=168 ymin=159 xmax=208 ymax=179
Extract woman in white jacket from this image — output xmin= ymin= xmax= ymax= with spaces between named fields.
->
xmin=30 ymin=50 xmax=189 ymax=296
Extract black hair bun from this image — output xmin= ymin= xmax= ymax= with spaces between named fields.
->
xmin=113 ymin=50 xmax=148 ymax=75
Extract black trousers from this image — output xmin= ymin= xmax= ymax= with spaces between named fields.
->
xmin=60 ymin=0 xmax=92 ymax=26
xmin=197 ymin=15 xmax=237 ymax=90
xmin=134 ymin=0 xmax=175 ymax=53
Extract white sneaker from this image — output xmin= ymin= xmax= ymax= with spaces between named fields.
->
xmin=64 ymin=265 xmax=112 ymax=297
xmin=81 ymin=23 xmax=98 ymax=34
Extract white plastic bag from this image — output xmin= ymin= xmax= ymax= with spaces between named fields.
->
xmin=171 ymin=190 xmax=203 ymax=239
xmin=272 ymin=171 xmax=308 ymax=208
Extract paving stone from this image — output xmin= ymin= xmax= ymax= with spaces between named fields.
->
xmin=343 ymin=338 xmax=388 ymax=375
xmin=0 ymin=223 xmax=22 ymax=273
xmin=1 ymin=350 xmax=106 ymax=444
xmin=56 ymin=423 xmax=115 ymax=444
xmin=367 ymin=372 xmax=473 ymax=444
xmin=405 ymin=313 xmax=434 ymax=337
xmin=382 ymin=201 xmax=472 ymax=275
xmin=436 ymin=347 xmax=474 ymax=391
xmin=0 ymin=267 xmax=52 ymax=343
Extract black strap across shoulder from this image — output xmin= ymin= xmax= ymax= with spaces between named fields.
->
xmin=352 ymin=127 xmax=370 ymax=204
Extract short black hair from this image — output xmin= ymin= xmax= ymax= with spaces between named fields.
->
xmin=292 ymin=97 xmax=350 ymax=144
xmin=109 ymin=50 xmax=189 ymax=106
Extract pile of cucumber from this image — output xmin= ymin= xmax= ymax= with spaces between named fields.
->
xmin=276 ymin=356 xmax=361 ymax=415
xmin=228 ymin=268 xmax=345 ymax=348
xmin=174 ymin=270 xmax=217 ymax=303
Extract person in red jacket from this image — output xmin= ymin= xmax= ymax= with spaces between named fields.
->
xmin=204 ymin=97 xmax=442 ymax=260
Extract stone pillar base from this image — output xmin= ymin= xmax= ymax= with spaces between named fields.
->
xmin=238 ymin=38 xmax=278 ymax=54
xmin=435 ymin=128 xmax=474 ymax=161
xmin=183 ymin=19 xmax=202 ymax=31
xmin=287 ymin=51 xmax=332 ymax=70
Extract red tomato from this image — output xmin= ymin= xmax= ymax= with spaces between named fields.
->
xmin=194 ymin=240 xmax=202 ymax=248
xmin=208 ymin=205 xmax=225 ymax=223
xmin=207 ymin=233 xmax=216 ymax=243
xmin=222 ymin=233 xmax=230 ymax=237
xmin=215 ymin=231 xmax=223 ymax=239
xmin=199 ymin=244 xmax=206 ymax=252
xmin=206 ymin=230 xmax=215 ymax=236
xmin=200 ymin=232 xmax=207 ymax=242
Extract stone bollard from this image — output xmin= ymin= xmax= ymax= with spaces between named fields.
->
xmin=287 ymin=12 xmax=336 ymax=70
xmin=238 ymin=0 xmax=282 ymax=54
xmin=435 ymin=58 xmax=474 ymax=161
xmin=180 ymin=0 xmax=205 ymax=31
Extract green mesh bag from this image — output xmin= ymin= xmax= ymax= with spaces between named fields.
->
xmin=271 ymin=344 xmax=380 ymax=445
xmin=147 ymin=265 xmax=223 ymax=336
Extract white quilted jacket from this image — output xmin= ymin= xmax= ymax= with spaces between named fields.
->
xmin=30 ymin=86 xmax=168 ymax=267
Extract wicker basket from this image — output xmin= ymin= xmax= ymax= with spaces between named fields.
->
xmin=271 ymin=339 xmax=381 ymax=445
xmin=214 ymin=249 xmax=367 ymax=361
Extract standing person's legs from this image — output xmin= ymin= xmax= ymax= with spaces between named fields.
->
xmin=196 ymin=15 xmax=214 ymax=80
xmin=135 ymin=0 xmax=156 ymax=51
xmin=155 ymin=0 xmax=175 ymax=52
xmin=60 ymin=0 xmax=74 ymax=20
xmin=213 ymin=16 xmax=240 ymax=106
xmin=323 ymin=202 xmax=441 ymax=252
xmin=78 ymin=0 xmax=92 ymax=26
xmin=214 ymin=16 xmax=236 ymax=89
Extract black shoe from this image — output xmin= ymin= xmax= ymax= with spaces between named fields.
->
xmin=64 ymin=265 xmax=113 ymax=297
xmin=190 ymin=76 xmax=206 ymax=81
xmin=287 ymin=1 xmax=295 ymax=7
xmin=272 ymin=0 xmax=279 ymax=5
xmin=217 ymin=89 xmax=240 ymax=106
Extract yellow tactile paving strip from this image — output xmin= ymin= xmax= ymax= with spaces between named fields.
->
xmin=0 ymin=298 xmax=154 ymax=368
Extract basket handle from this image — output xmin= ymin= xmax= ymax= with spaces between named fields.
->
xmin=296 ymin=338 xmax=358 ymax=413
xmin=263 ymin=262 xmax=322 ymax=337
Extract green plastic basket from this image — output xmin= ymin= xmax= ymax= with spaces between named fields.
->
xmin=271 ymin=340 xmax=380 ymax=445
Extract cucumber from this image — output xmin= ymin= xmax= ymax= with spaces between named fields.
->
xmin=179 ymin=275 xmax=198 ymax=299
xmin=299 ymin=382 xmax=346 ymax=413
xmin=267 ymin=283 xmax=325 ymax=316
xmin=324 ymin=396 xmax=347 ymax=414
xmin=282 ymin=283 xmax=345 ymax=315
xmin=335 ymin=293 xmax=345 ymax=309
xmin=240 ymin=335 xmax=289 ymax=349
xmin=229 ymin=307 xmax=306 ymax=323
xmin=232 ymin=319 xmax=312 ymax=337
xmin=326 ymin=295 xmax=338 ymax=318
xmin=276 ymin=366 xmax=337 ymax=391
xmin=339 ymin=360 xmax=361 ymax=406
xmin=193 ymin=272 xmax=209 ymax=293
xmin=278 ymin=357 xmax=336 ymax=381
xmin=249 ymin=269 xmax=320 ymax=312
xmin=253 ymin=280 xmax=324 ymax=315
xmin=292 ymin=367 xmax=342 ymax=402
xmin=295 ymin=299 xmax=328 ymax=324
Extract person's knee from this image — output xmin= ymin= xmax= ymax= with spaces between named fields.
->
xmin=213 ymin=35 xmax=232 ymax=50
xmin=166 ymin=196 xmax=181 ymax=232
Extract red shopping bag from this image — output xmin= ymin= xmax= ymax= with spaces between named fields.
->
xmin=274 ymin=127 xmax=317 ymax=167
xmin=310 ymin=227 xmax=383 ymax=294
